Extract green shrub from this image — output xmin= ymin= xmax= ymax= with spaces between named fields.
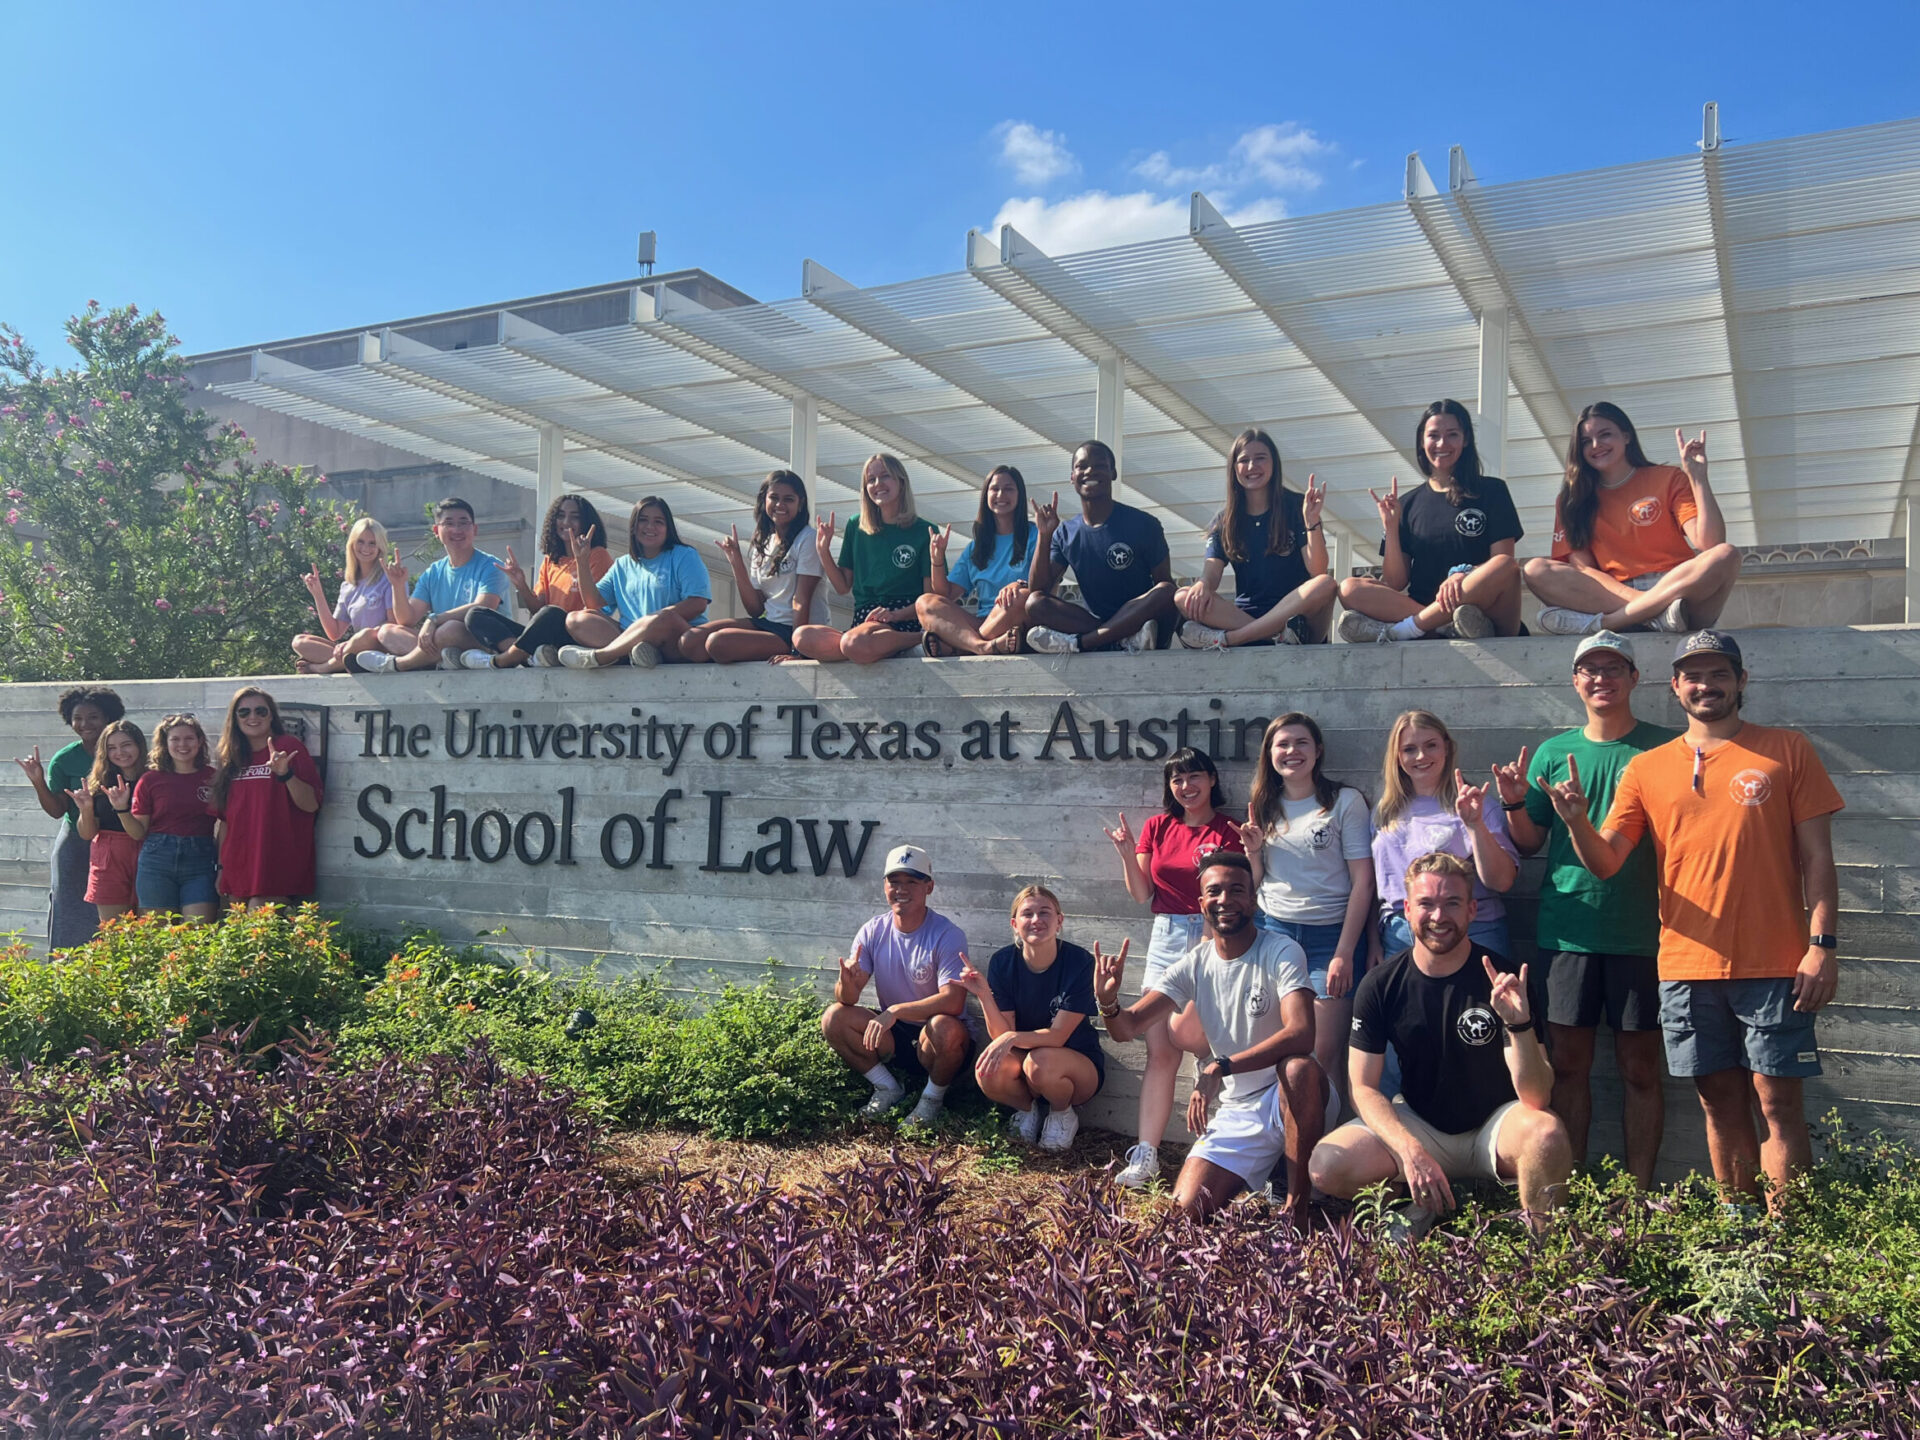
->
xmin=0 ymin=906 xmax=361 ymax=1063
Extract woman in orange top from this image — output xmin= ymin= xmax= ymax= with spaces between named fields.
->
xmin=458 ymin=494 xmax=616 ymax=668
xmin=1523 ymin=401 xmax=1742 ymax=636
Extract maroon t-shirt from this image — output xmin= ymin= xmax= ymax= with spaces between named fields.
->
xmin=131 ymin=767 xmax=217 ymax=838
xmin=1135 ymin=811 xmax=1245 ymax=914
xmin=211 ymin=736 xmax=323 ymax=899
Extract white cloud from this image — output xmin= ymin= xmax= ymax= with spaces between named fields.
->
xmin=1133 ymin=123 xmax=1330 ymax=194
xmin=994 ymin=121 xmax=1077 ymax=186
xmin=988 ymin=192 xmax=1291 ymax=255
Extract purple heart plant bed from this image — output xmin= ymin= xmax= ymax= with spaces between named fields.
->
xmin=1 ymin=1037 xmax=1912 ymax=1438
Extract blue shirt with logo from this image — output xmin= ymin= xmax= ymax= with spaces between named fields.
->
xmin=986 ymin=941 xmax=1105 ymax=1075
xmin=600 ymin=546 xmax=712 ymax=625
xmin=947 ymin=528 xmax=1034 ymax=618
xmin=413 ymin=551 xmax=508 ymax=615
xmin=1048 ymin=502 xmax=1169 ymax=620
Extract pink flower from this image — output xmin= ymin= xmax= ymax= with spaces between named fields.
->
xmin=105 ymin=519 xmax=119 ymax=529
xmin=4 ymin=510 xmax=17 ymax=526
xmin=117 ymin=391 xmax=131 ymax=401
xmin=296 ymin=506 xmax=307 ymax=515
xmin=4 ymin=490 xmax=20 ymax=500
xmin=95 ymin=460 xmax=114 ymax=474
xmin=154 ymin=598 xmax=171 ymax=611
xmin=97 ymin=496 xmax=109 ymax=505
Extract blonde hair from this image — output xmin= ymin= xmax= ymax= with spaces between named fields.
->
xmin=1376 ymin=710 xmax=1458 ymax=832
xmin=344 ymin=516 xmax=390 ymax=584
xmin=1008 ymin=883 xmax=1062 ymax=919
xmin=857 ymin=453 xmax=917 ymax=535
xmin=1405 ymin=850 xmax=1474 ymax=892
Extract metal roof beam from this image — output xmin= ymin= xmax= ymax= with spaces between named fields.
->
xmin=1699 ymin=102 xmax=1765 ymax=542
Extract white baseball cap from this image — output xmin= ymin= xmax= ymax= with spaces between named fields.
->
xmin=883 ymin=844 xmax=933 ymax=880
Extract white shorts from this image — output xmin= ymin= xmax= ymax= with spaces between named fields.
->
xmin=1188 ymin=1083 xmax=1286 ymax=1189
xmin=1143 ymin=912 xmax=1205 ymax=992
xmin=1336 ymin=1098 xmax=1522 ymax=1184
xmin=1627 ymin=570 xmax=1670 ymax=593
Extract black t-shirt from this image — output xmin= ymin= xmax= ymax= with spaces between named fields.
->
xmin=88 ymin=788 xmax=127 ymax=835
xmin=1351 ymin=946 xmax=1518 ymax=1134
xmin=1384 ymin=476 xmax=1524 ymax=603
xmin=1204 ymin=490 xmax=1310 ymax=615
xmin=986 ymin=941 xmax=1105 ymax=1073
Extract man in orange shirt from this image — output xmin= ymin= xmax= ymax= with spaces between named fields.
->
xmin=1542 ymin=631 xmax=1842 ymax=1207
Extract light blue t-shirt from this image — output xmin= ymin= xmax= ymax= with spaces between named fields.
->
xmin=853 ymin=909 xmax=969 ymax=1012
xmin=947 ymin=529 xmax=1033 ymax=618
xmin=600 ymin=546 xmax=712 ymax=626
xmin=413 ymin=551 xmax=507 ymax=615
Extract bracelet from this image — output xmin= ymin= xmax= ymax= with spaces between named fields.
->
xmin=1098 ymin=1002 xmax=1121 ymax=1019
xmin=274 ymin=770 xmax=294 ymax=784
xmin=1501 ymin=799 xmax=1527 ymax=812
xmin=1503 ymin=1015 xmax=1539 ymax=1036
xmin=1304 ymin=522 xmax=1322 ymax=532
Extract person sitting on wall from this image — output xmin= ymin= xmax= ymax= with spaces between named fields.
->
xmin=788 ymin=454 xmax=937 ymax=665
xmin=1174 ymin=428 xmax=1337 ymax=649
xmin=680 ymin=470 xmax=829 ymax=665
xmin=820 ymin=844 xmax=974 ymax=1127
xmin=455 ymin=493 xmax=615 ymax=669
xmin=1337 ymin=400 xmax=1525 ymax=643
xmin=292 ymin=516 xmax=399 ymax=674
xmin=914 ymin=464 xmax=1034 ymax=657
xmin=956 ymin=884 xmax=1106 ymax=1152
xmin=1022 ymin=440 xmax=1178 ymax=655
xmin=557 ymin=497 xmax=712 ymax=669
xmin=1309 ymin=852 xmax=1572 ymax=1238
xmin=1095 ymin=851 xmax=1327 ymax=1224
xmin=346 ymin=498 xmax=508 ymax=674
xmin=1525 ymin=403 xmax=1743 ymax=637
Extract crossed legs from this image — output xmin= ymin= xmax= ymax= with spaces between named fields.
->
xmin=1024 ymin=583 xmax=1177 ymax=651
xmin=1523 ymin=544 xmax=1742 ymax=630
xmin=1337 ymin=553 xmax=1524 ymax=635
xmin=1172 ymin=574 xmax=1338 ymax=645
xmin=914 ymin=594 xmax=1026 ymax=656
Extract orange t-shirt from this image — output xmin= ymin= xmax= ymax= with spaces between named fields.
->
xmin=1603 ymin=725 xmax=1843 ymax=981
xmin=536 ymin=549 xmax=615 ymax=611
xmin=1551 ymin=465 xmax=1700 ymax=582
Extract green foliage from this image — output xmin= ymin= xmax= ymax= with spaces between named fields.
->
xmin=0 ymin=302 xmax=359 ymax=680
xmin=0 ymin=906 xmax=361 ymax=1063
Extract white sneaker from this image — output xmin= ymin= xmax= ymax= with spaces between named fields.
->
xmin=556 ymin=645 xmax=602 ymax=670
xmin=1537 ymin=607 xmax=1604 ymax=637
xmin=354 ymin=651 xmax=397 ymax=674
xmin=1009 ymin=1105 xmax=1043 ymax=1145
xmin=1039 ymin=1106 xmax=1080 ymax=1152
xmin=1025 ymin=626 xmax=1079 ymax=654
xmin=629 ymin=641 xmax=662 ymax=669
xmin=1449 ymin=603 xmax=1494 ymax=639
xmin=532 ymin=644 xmax=560 ymax=669
xmin=905 ymin=1090 xmax=945 ymax=1126
xmin=1338 ymin=611 xmax=1391 ymax=644
xmin=455 ymin=648 xmax=498 ymax=670
xmin=436 ymin=649 xmax=462 ymax=670
xmin=859 ymin=1080 xmax=907 ymax=1119
xmin=1118 ymin=621 xmax=1155 ymax=654
xmin=1653 ymin=597 xmax=1690 ymax=633
xmin=1114 ymin=1142 xmax=1160 ymax=1189
xmin=1179 ymin=621 xmax=1228 ymax=650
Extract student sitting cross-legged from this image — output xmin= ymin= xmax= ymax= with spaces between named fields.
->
xmin=789 ymin=454 xmax=936 ymax=664
xmin=455 ymin=493 xmax=615 ymax=669
xmin=345 ymin=497 xmax=508 ymax=674
xmin=914 ymin=465 xmax=1034 ymax=657
xmin=1095 ymin=851 xmax=1327 ymax=1223
xmin=820 ymin=845 xmax=974 ymax=1127
xmin=556 ymin=497 xmax=711 ymax=669
xmin=956 ymin=884 xmax=1106 ymax=1153
xmin=680 ymin=470 xmax=829 ymax=665
xmin=1022 ymin=440 xmax=1177 ymax=655
xmin=1309 ymin=852 xmax=1572 ymax=1238
xmin=292 ymin=517 xmax=398 ymax=674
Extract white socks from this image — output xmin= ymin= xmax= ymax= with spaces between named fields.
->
xmin=1388 ymin=615 xmax=1426 ymax=640
xmin=864 ymin=1063 xmax=899 ymax=1090
xmin=920 ymin=1080 xmax=948 ymax=1101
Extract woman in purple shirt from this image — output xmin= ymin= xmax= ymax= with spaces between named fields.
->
xmin=293 ymin=518 xmax=398 ymax=674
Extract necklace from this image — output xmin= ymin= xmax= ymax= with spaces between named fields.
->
xmin=1600 ymin=465 xmax=1638 ymax=491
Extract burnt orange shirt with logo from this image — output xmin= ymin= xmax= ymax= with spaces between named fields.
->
xmin=1550 ymin=465 xmax=1701 ymax=583
xmin=536 ymin=549 xmax=615 ymax=611
xmin=1603 ymin=725 xmax=1843 ymax=981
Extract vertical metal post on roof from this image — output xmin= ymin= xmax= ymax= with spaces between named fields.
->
xmin=535 ymin=424 xmax=563 ymax=532
xmin=1094 ymin=356 xmax=1125 ymax=482
xmin=789 ymin=396 xmax=818 ymax=489
xmin=1476 ymin=308 xmax=1510 ymax=480
xmin=1907 ymin=500 xmax=1919 ymax=624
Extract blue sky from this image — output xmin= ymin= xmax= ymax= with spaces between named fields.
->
xmin=4 ymin=0 xmax=1915 ymax=357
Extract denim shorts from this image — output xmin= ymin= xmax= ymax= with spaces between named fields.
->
xmin=1143 ymin=912 xmax=1206 ymax=992
xmin=135 ymin=833 xmax=219 ymax=910
xmin=1380 ymin=907 xmax=1512 ymax=960
xmin=1255 ymin=915 xmax=1348 ymax=1000
xmin=1658 ymin=977 xmax=1821 ymax=1079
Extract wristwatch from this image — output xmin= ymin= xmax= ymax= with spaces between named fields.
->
xmin=1810 ymin=934 xmax=1838 ymax=951
xmin=1206 ymin=1054 xmax=1234 ymax=1077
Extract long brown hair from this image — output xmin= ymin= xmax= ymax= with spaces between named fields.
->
xmin=1247 ymin=713 xmax=1356 ymax=832
xmin=971 ymin=465 xmax=1032 ymax=569
xmin=1559 ymin=401 xmax=1654 ymax=551
xmin=87 ymin=720 xmax=149 ymax=793
xmin=750 ymin=470 xmax=811 ymax=570
xmin=149 ymin=714 xmax=211 ymax=775
xmin=1376 ymin=709 xmax=1458 ymax=831
xmin=1215 ymin=429 xmax=1294 ymax=564
xmin=211 ymin=687 xmax=285 ymax=807
xmin=1414 ymin=399 xmax=1486 ymax=507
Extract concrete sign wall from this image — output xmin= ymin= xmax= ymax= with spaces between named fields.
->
xmin=3 ymin=628 xmax=1916 ymax=1178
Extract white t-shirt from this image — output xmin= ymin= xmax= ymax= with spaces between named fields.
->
xmin=1257 ymin=787 xmax=1373 ymax=925
xmin=1150 ymin=928 xmax=1312 ymax=1104
xmin=751 ymin=537 xmax=829 ymax=626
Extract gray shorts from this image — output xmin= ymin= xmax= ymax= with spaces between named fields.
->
xmin=1658 ymin=977 xmax=1821 ymax=1079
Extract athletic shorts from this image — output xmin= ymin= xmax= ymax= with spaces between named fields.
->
xmin=1143 ymin=912 xmax=1206 ymax=993
xmin=751 ymin=616 xmax=796 ymax=645
xmin=1537 ymin=951 xmax=1662 ymax=1032
xmin=1659 ymin=977 xmax=1821 ymax=1078
xmin=84 ymin=830 xmax=140 ymax=907
xmin=1189 ymin=1083 xmax=1286 ymax=1189
xmin=852 ymin=602 xmax=922 ymax=634
xmin=1335 ymin=1097 xmax=1522 ymax=1184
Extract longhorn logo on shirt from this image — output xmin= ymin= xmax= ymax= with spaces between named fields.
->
xmin=909 ymin=950 xmax=937 ymax=987
xmin=1309 ymin=825 xmax=1333 ymax=851
xmin=891 ymin=544 xmax=918 ymax=570
xmin=1629 ymin=497 xmax=1664 ymax=528
xmin=1729 ymin=769 xmax=1774 ymax=807
xmin=1456 ymin=1004 xmax=1498 ymax=1047
xmin=1105 ymin=542 xmax=1136 ymax=571
xmin=1454 ymin=508 xmax=1487 ymax=538
xmin=1247 ymin=986 xmax=1272 ymax=1018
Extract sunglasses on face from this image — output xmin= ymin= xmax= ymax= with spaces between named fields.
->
xmin=236 ymin=705 xmax=272 ymax=719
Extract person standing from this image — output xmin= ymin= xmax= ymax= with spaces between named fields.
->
xmin=208 ymin=688 xmax=324 ymax=909
xmin=1022 ymin=441 xmax=1177 ymax=655
xmin=820 ymin=844 xmax=973 ymax=1126
xmin=1490 ymin=632 xmax=1674 ymax=1186
xmin=15 ymin=686 xmax=125 ymax=949
xmin=124 ymin=714 xmax=219 ymax=923
xmin=68 ymin=719 xmax=149 ymax=924
xmin=1546 ymin=631 xmax=1843 ymax=1208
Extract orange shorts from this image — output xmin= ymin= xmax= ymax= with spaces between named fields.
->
xmin=84 ymin=830 xmax=140 ymax=907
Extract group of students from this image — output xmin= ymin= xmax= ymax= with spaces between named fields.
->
xmin=823 ymin=627 xmax=1841 ymax=1228
xmin=289 ymin=399 xmax=1742 ymax=675
xmin=19 ymin=685 xmax=325 ymax=944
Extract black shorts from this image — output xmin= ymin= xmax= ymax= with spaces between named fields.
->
xmin=1537 ymin=951 xmax=1662 ymax=1032
xmin=752 ymin=616 xmax=796 ymax=645
xmin=889 ymin=1020 xmax=931 ymax=1084
xmin=853 ymin=602 xmax=923 ymax=634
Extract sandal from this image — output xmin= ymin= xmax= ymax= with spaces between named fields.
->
xmin=987 ymin=628 xmax=1027 ymax=656
xmin=922 ymin=633 xmax=952 ymax=659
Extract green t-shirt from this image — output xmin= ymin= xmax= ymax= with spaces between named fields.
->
xmin=838 ymin=517 xmax=935 ymax=612
xmin=1525 ymin=720 xmax=1676 ymax=957
xmin=47 ymin=739 xmax=92 ymax=823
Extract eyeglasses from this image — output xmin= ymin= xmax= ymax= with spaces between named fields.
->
xmin=235 ymin=705 xmax=271 ymax=719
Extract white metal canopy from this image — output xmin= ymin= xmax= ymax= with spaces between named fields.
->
xmin=190 ymin=112 xmax=1920 ymax=570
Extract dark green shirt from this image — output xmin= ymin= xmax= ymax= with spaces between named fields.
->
xmin=838 ymin=517 xmax=934 ymax=612
xmin=47 ymin=740 xmax=92 ymax=823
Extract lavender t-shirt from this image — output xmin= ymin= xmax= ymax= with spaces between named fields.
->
xmin=852 ymin=910 xmax=969 ymax=1011
xmin=333 ymin=572 xmax=395 ymax=630
xmin=1371 ymin=794 xmax=1520 ymax=920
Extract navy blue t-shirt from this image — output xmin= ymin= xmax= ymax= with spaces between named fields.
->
xmin=1204 ymin=489 xmax=1311 ymax=616
xmin=1049 ymin=502 xmax=1169 ymax=620
xmin=986 ymin=941 xmax=1105 ymax=1075
xmin=1383 ymin=476 xmax=1524 ymax=604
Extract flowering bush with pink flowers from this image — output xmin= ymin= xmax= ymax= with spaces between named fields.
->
xmin=0 ymin=303 xmax=356 ymax=680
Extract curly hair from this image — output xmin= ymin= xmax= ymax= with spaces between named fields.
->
xmin=58 ymin=686 xmax=125 ymax=725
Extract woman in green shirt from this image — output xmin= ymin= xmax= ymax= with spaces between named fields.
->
xmin=14 ymin=685 xmax=125 ymax=950
xmin=789 ymin=453 xmax=936 ymax=665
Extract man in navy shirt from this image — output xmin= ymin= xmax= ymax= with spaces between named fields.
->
xmin=1022 ymin=441 xmax=1176 ymax=654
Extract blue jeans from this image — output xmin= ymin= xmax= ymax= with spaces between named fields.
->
xmin=135 ymin=833 xmax=219 ymax=911
xmin=1255 ymin=915 xmax=1349 ymax=1000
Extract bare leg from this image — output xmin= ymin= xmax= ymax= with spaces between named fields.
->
xmin=395 ymin=619 xmax=481 ymax=672
xmin=586 ymin=611 xmax=692 ymax=667
xmin=976 ymin=1043 xmax=1036 ymax=1111
xmin=182 ymin=902 xmax=217 ymax=924
xmin=915 ymin=594 xmax=996 ymax=655
xmin=1307 ymin=1121 xmax=1403 ymax=1200
xmin=820 ymin=1001 xmax=898 ymax=1070
xmin=1614 ymin=1028 xmax=1667 ymax=1189
xmin=841 ymin=621 xmax=925 ymax=665
xmin=1752 ymin=1073 xmax=1812 ymax=1207
xmin=1022 ymin=593 xmax=1101 ymax=635
xmin=1597 ymin=545 xmax=1742 ymax=630
xmin=1521 ymin=558 xmax=1644 ymax=614
xmin=1022 ymin=1046 xmax=1101 ymax=1108
xmin=1338 ymin=577 xmax=1424 ymax=623
xmin=1692 ymin=1067 xmax=1764 ymax=1199
xmin=1315 ymin=997 xmax=1354 ymax=1122
xmin=1179 ymin=575 xmax=1338 ymax=645
xmin=564 ymin=610 xmax=623 ymax=647
xmin=707 ymin=628 xmax=793 ymax=664
xmin=1412 ymin=552 xmax=1522 ymax=635
xmin=791 ymin=624 xmax=848 ymax=662
xmin=1547 ymin=1022 xmax=1598 ymax=1167
xmin=1080 ymin=582 xmax=1177 ymax=650
xmin=1137 ymin=1018 xmax=1180 ymax=1147
xmin=1171 ymin=1156 xmax=1248 ymax=1218
xmin=95 ymin=903 xmax=133 ymax=922
xmin=1275 ymin=1055 xmax=1329 ymax=1223
xmin=1168 ymin=1002 xmax=1210 ymax=1057
xmin=1494 ymin=1104 xmax=1575 ymax=1217
xmin=291 ymin=633 xmax=339 ymax=665
xmin=679 ymin=617 xmax=757 ymax=664
xmin=917 ymin=1014 xmax=973 ymax=1086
